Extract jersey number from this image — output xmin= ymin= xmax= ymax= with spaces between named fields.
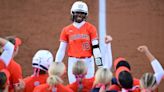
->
xmin=82 ymin=42 xmax=90 ymax=50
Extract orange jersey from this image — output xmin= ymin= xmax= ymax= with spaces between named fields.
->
xmin=33 ymin=83 xmax=73 ymax=92
xmin=109 ymin=78 xmax=140 ymax=92
xmin=7 ymin=59 xmax=22 ymax=92
xmin=60 ymin=22 xmax=98 ymax=57
xmin=0 ymin=59 xmax=6 ymax=70
xmin=23 ymin=74 xmax=48 ymax=92
xmin=66 ymin=77 xmax=94 ymax=92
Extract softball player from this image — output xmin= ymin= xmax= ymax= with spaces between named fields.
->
xmin=138 ymin=45 xmax=164 ymax=92
xmin=5 ymin=36 xmax=23 ymax=92
xmin=0 ymin=36 xmax=24 ymax=92
xmin=23 ymin=50 xmax=53 ymax=92
xmin=33 ymin=62 xmax=73 ymax=92
xmin=91 ymin=68 xmax=113 ymax=92
xmin=66 ymin=60 xmax=94 ymax=92
xmin=55 ymin=1 xmax=103 ymax=84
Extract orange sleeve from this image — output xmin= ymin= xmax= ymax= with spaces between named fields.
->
xmin=11 ymin=64 xmax=22 ymax=84
xmin=60 ymin=28 xmax=68 ymax=42
xmin=89 ymin=25 xmax=98 ymax=40
xmin=0 ymin=60 xmax=6 ymax=70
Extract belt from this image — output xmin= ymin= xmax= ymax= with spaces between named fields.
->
xmin=69 ymin=56 xmax=92 ymax=59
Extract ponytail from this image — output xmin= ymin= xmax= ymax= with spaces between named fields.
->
xmin=47 ymin=75 xmax=63 ymax=86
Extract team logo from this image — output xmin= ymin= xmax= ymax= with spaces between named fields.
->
xmin=52 ymin=87 xmax=57 ymax=92
xmin=34 ymin=81 xmax=40 ymax=86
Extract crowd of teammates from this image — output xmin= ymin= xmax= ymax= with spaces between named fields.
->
xmin=0 ymin=1 xmax=164 ymax=92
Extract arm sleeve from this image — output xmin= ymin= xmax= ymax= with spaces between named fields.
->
xmin=0 ymin=42 xmax=14 ymax=66
xmin=104 ymin=43 xmax=113 ymax=69
xmin=55 ymin=42 xmax=67 ymax=62
xmin=12 ymin=64 xmax=23 ymax=84
xmin=151 ymin=59 xmax=164 ymax=84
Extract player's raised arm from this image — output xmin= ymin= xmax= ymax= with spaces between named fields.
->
xmin=0 ymin=37 xmax=14 ymax=66
xmin=103 ymin=35 xmax=113 ymax=69
xmin=137 ymin=45 xmax=164 ymax=85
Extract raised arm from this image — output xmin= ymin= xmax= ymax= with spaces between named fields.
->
xmin=0 ymin=37 xmax=14 ymax=66
xmin=104 ymin=35 xmax=113 ymax=69
xmin=137 ymin=45 xmax=164 ymax=84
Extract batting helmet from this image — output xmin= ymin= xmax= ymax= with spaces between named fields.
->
xmin=71 ymin=1 xmax=88 ymax=15
xmin=32 ymin=50 xmax=53 ymax=71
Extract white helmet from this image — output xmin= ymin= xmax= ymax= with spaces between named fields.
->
xmin=32 ymin=50 xmax=53 ymax=71
xmin=71 ymin=1 xmax=88 ymax=15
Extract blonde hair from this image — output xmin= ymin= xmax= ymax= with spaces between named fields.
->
xmin=72 ymin=60 xmax=87 ymax=75
xmin=47 ymin=62 xmax=65 ymax=86
xmin=94 ymin=68 xmax=113 ymax=86
xmin=140 ymin=73 xmax=157 ymax=89
xmin=72 ymin=60 xmax=87 ymax=92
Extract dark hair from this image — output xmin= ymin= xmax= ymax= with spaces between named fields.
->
xmin=0 ymin=72 xmax=7 ymax=89
xmin=5 ymin=36 xmax=16 ymax=45
xmin=118 ymin=71 xmax=133 ymax=89
xmin=116 ymin=60 xmax=131 ymax=70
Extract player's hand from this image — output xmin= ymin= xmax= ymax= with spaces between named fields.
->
xmin=137 ymin=45 xmax=149 ymax=54
xmin=14 ymin=79 xmax=25 ymax=92
xmin=105 ymin=35 xmax=112 ymax=44
xmin=95 ymin=57 xmax=103 ymax=68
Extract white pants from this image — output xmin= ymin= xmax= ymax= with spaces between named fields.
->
xmin=68 ymin=56 xmax=95 ymax=84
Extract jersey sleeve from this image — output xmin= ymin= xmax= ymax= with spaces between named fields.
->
xmin=89 ymin=25 xmax=98 ymax=41
xmin=11 ymin=63 xmax=23 ymax=84
xmin=60 ymin=28 xmax=68 ymax=42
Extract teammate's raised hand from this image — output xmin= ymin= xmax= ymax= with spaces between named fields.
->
xmin=137 ymin=45 xmax=149 ymax=53
xmin=105 ymin=35 xmax=112 ymax=44
xmin=137 ymin=45 xmax=155 ymax=61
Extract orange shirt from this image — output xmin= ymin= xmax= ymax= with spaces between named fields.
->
xmin=108 ymin=78 xmax=140 ymax=92
xmin=33 ymin=83 xmax=73 ymax=92
xmin=23 ymin=74 xmax=48 ymax=92
xmin=7 ymin=59 xmax=22 ymax=92
xmin=67 ymin=77 xmax=94 ymax=92
xmin=60 ymin=22 xmax=98 ymax=57
xmin=0 ymin=59 xmax=6 ymax=70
